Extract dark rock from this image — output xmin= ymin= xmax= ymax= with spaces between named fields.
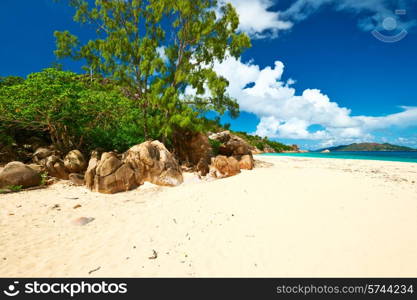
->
xmin=0 ymin=161 xmax=41 ymax=188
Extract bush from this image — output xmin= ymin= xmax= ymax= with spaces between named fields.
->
xmin=0 ymin=69 xmax=145 ymax=153
xmin=0 ymin=131 xmax=15 ymax=147
xmin=264 ymin=140 xmax=292 ymax=152
xmin=233 ymin=131 xmax=292 ymax=152
xmin=255 ymin=142 xmax=265 ymax=151
xmin=208 ymin=139 xmax=222 ymax=156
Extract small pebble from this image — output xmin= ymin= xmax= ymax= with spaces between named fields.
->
xmin=72 ymin=217 xmax=95 ymax=226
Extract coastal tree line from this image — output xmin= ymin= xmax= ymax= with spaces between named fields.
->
xmin=0 ymin=0 xmax=291 ymax=155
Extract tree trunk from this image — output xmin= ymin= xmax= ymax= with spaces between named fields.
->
xmin=143 ymin=99 xmax=149 ymax=139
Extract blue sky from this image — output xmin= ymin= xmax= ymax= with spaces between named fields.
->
xmin=1 ymin=0 xmax=416 ymax=150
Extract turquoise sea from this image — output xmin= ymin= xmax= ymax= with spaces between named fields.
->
xmin=261 ymin=151 xmax=417 ymax=163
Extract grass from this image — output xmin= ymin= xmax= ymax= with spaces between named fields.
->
xmin=0 ymin=185 xmax=23 ymax=194
xmin=40 ymin=172 xmax=48 ymax=185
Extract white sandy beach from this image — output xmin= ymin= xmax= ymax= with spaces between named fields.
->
xmin=1 ymin=155 xmax=416 ymax=277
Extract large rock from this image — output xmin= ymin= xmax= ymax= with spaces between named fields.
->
xmin=85 ymin=150 xmax=100 ymax=189
xmin=209 ymin=131 xmax=254 ymax=170
xmin=210 ymin=155 xmax=240 ymax=178
xmin=209 ymin=130 xmax=250 ymax=156
xmin=236 ymin=154 xmax=254 ymax=170
xmin=0 ymin=161 xmax=41 ymax=188
xmin=123 ymin=140 xmax=183 ymax=186
xmin=64 ymin=150 xmax=87 ymax=173
xmin=27 ymin=163 xmax=45 ymax=173
xmin=32 ymin=147 xmax=73 ymax=180
xmin=185 ymin=133 xmax=212 ymax=164
xmin=208 ymin=131 xmax=231 ymax=144
xmin=196 ymin=157 xmax=210 ymax=176
xmin=92 ymin=152 xmax=137 ymax=194
xmin=45 ymin=155 xmax=69 ymax=180
xmin=220 ymin=137 xmax=249 ymax=156
xmin=86 ymin=141 xmax=183 ymax=194
xmin=33 ymin=147 xmax=53 ymax=163
xmin=172 ymin=131 xmax=212 ymax=176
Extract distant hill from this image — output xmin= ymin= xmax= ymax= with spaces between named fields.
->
xmin=317 ymin=143 xmax=417 ymax=152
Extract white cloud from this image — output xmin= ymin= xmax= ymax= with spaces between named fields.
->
xmin=211 ymin=55 xmax=417 ymax=147
xmin=223 ymin=0 xmax=416 ymax=38
xmin=396 ymin=137 xmax=417 ymax=148
xmin=222 ymin=0 xmax=293 ymax=38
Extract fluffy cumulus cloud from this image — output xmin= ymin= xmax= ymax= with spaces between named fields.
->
xmin=222 ymin=0 xmax=293 ymax=38
xmin=211 ymin=56 xmax=417 ymax=148
xmin=224 ymin=0 xmax=416 ymax=38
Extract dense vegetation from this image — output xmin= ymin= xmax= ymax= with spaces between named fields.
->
xmin=0 ymin=0 xmax=292 ymax=159
xmin=54 ymin=0 xmax=250 ymax=140
xmin=201 ymin=117 xmax=294 ymax=152
xmin=0 ymin=69 xmax=143 ymax=152
xmin=0 ymin=69 xmax=292 ymax=156
xmin=232 ymin=131 xmax=294 ymax=152
xmin=319 ymin=143 xmax=416 ymax=152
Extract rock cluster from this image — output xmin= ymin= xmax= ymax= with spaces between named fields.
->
xmin=32 ymin=147 xmax=87 ymax=180
xmin=0 ymin=144 xmax=89 ymax=189
xmin=1 ymin=133 xmax=258 ymax=193
xmin=208 ymin=131 xmax=254 ymax=177
xmin=85 ymin=141 xmax=183 ymax=194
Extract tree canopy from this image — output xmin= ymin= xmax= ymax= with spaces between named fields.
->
xmin=0 ymin=68 xmax=143 ymax=152
xmin=55 ymin=0 xmax=251 ymax=140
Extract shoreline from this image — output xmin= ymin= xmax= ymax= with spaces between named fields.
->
xmin=260 ymin=152 xmax=417 ymax=164
xmin=1 ymin=156 xmax=417 ymax=277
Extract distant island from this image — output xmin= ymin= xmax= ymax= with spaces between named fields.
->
xmin=317 ymin=143 xmax=417 ymax=152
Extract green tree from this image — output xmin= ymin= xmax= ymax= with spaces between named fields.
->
xmin=0 ymin=76 xmax=24 ymax=87
xmin=54 ymin=0 xmax=250 ymax=141
xmin=0 ymin=68 xmax=142 ymax=152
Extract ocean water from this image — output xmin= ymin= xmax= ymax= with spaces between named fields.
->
xmin=261 ymin=151 xmax=417 ymax=163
